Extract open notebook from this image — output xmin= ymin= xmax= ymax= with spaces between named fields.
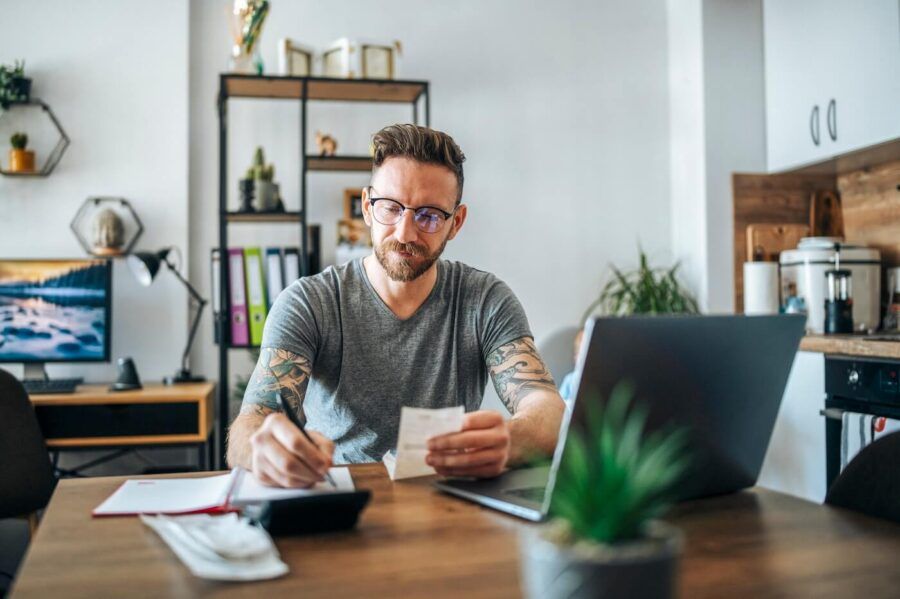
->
xmin=93 ymin=467 xmax=354 ymax=517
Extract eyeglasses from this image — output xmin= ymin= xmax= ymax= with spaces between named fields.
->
xmin=366 ymin=189 xmax=455 ymax=234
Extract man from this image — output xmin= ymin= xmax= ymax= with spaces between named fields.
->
xmin=227 ymin=124 xmax=565 ymax=488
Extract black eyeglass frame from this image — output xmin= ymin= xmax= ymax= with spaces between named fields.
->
xmin=365 ymin=186 xmax=457 ymax=233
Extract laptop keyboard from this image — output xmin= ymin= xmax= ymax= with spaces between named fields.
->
xmin=503 ymin=486 xmax=547 ymax=502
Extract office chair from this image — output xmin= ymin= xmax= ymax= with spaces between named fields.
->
xmin=825 ymin=430 xmax=900 ymax=524
xmin=0 ymin=368 xmax=57 ymax=531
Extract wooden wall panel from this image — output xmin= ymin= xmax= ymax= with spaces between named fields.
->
xmin=839 ymin=160 xmax=900 ymax=268
xmin=732 ymin=173 xmax=837 ymax=311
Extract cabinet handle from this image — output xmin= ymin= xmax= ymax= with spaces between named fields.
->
xmin=810 ymin=105 xmax=820 ymax=146
xmin=827 ymin=99 xmax=837 ymax=141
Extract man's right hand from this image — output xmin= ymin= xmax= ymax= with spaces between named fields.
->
xmin=248 ymin=412 xmax=335 ymax=488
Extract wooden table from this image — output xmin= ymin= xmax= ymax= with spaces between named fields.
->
xmin=11 ymin=464 xmax=900 ymax=598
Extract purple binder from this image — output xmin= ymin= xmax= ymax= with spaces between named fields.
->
xmin=228 ymin=248 xmax=250 ymax=346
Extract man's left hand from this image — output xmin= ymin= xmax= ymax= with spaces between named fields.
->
xmin=426 ymin=411 xmax=510 ymax=478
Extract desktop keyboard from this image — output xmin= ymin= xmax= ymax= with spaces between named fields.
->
xmin=22 ymin=378 xmax=83 ymax=395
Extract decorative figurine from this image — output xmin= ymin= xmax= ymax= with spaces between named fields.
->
xmin=91 ymin=208 xmax=126 ymax=256
xmin=316 ymin=131 xmax=338 ymax=156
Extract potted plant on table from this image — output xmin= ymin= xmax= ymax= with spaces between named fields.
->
xmin=9 ymin=132 xmax=35 ymax=173
xmin=0 ymin=60 xmax=31 ymax=109
xmin=520 ymin=384 xmax=690 ymax=599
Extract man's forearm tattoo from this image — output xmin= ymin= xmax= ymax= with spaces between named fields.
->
xmin=487 ymin=337 xmax=557 ymax=414
xmin=239 ymin=347 xmax=311 ymax=420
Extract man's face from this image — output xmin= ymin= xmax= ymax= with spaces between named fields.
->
xmin=363 ymin=157 xmax=466 ymax=282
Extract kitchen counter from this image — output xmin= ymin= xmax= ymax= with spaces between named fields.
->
xmin=800 ymin=334 xmax=900 ymax=360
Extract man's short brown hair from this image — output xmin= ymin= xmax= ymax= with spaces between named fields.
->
xmin=371 ymin=124 xmax=466 ymax=204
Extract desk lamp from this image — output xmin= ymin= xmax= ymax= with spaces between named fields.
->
xmin=128 ymin=247 xmax=208 ymax=385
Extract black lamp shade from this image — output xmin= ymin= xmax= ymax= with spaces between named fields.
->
xmin=128 ymin=251 xmax=164 ymax=286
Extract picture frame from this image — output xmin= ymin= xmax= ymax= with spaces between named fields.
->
xmin=360 ymin=40 xmax=401 ymax=79
xmin=278 ymin=38 xmax=315 ymax=77
xmin=322 ymin=38 xmax=354 ymax=78
xmin=344 ymin=188 xmax=365 ymax=220
xmin=321 ymin=38 xmax=401 ymax=79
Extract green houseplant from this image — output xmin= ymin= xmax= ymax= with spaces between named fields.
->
xmin=582 ymin=249 xmax=698 ymax=323
xmin=521 ymin=384 xmax=690 ymax=598
xmin=0 ymin=60 xmax=31 ymax=109
xmin=241 ymin=146 xmax=282 ymax=212
xmin=9 ymin=132 xmax=35 ymax=173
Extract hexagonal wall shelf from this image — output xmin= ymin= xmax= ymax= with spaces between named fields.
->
xmin=0 ymin=99 xmax=70 ymax=177
xmin=70 ymin=197 xmax=144 ymax=257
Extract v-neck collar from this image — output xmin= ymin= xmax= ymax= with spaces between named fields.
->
xmin=355 ymin=258 xmax=443 ymax=322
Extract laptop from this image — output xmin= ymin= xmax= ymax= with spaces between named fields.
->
xmin=434 ymin=314 xmax=806 ymax=521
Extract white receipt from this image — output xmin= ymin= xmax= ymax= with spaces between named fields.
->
xmin=383 ymin=406 xmax=464 ymax=480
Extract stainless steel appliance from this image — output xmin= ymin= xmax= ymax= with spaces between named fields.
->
xmin=781 ymin=237 xmax=881 ymax=333
xmin=823 ymin=356 xmax=900 ymax=490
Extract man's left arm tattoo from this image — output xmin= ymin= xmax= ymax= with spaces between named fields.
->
xmin=487 ymin=336 xmax=558 ymax=414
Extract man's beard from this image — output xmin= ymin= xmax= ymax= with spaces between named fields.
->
xmin=374 ymin=236 xmax=449 ymax=282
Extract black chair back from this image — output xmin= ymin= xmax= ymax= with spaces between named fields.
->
xmin=0 ymin=368 xmax=56 ymax=518
xmin=826 ymin=430 xmax=900 ymax=524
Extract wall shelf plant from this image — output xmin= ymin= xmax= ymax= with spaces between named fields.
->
xmin=0 ymin=99 xmax=70 ymax=177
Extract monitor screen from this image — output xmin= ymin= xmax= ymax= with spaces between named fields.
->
xmin=0 ymin=259 xmax=112 ymax=363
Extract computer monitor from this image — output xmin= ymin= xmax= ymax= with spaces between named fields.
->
xmin=0 ymin=258 xmax=112 ymax=379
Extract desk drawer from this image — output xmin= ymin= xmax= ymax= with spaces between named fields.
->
xmin=36 ymin=402 xmax=199 ymax=440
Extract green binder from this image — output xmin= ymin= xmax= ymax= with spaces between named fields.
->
xmin=243 ymin=247 xmax=268 ymax=346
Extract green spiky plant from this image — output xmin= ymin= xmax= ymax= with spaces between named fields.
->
xmin=247 ymin=146 xmax=274 ymax=181
xmin=10 ymin=132 xmax=27 ymax=150
xmin=549 ymin=383 xmax=690 ymax=544
xmin=582 ymin=249 xmax=699 ymax=323
xmin=0 ymin=60 xmax=28 ymax=109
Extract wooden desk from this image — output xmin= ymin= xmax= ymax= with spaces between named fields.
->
xmin=31 ymin=382 xmax=215 ymax=448
xmin=31 ymin=382 xmax=215 ymax=473
xmin=11 ymin=464 xmax=900 ymax=598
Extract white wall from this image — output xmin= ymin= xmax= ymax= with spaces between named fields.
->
xmin=667 ymin=0 xmax=766 ymax=312
xmin=0 ymin=0 xmax=189 ymax=384
xmin=189 ymin=0 xmax=675 ymax=411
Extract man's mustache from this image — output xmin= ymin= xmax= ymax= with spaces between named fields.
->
xmin=382 ymin=240 xmax=427 ymax=257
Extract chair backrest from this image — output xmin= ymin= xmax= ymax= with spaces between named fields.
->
xmin=0 ymin=368 xmax=56 ymax=518
xmin=825 ymin=430 xmax=900 ymax=524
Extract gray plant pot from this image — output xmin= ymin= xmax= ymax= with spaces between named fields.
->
xmin=520 ymin=520 xmax=682 ymax=599
xmin=254 ymin=181 xmax=279 ymax=212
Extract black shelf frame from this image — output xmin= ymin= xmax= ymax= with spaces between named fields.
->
xmin=214 ymin=74 xmax=430 ymax=466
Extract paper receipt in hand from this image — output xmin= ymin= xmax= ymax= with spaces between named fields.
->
xmin=383 ymin=406 xmax=464 ymax=480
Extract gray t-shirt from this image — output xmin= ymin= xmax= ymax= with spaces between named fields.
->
xmin=261 ymin=258 xmax=532 ymax=464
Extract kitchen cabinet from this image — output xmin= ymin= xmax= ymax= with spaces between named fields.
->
xmin=758 ymin=351 xmax=826 ymax=502
xmin=763 ymin=0 xmax=900 ymax=172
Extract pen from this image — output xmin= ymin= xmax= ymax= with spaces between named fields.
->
xmin=275 ymin=394 xmax=337 ymax=488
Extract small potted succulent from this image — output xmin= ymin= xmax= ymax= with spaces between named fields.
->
xmin=0 ymin=60 xmax=31 ymax=109
xmin=239 ymin=147 xmax=283 ymax=212
xmin=9 ymin=132 xmax=35 ymax=173
xmin=520 ymin=384 xmax=690 ymax=599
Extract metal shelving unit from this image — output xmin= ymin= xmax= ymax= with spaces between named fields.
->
xmin=214 ymin=74 xmax=430 ymax=466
